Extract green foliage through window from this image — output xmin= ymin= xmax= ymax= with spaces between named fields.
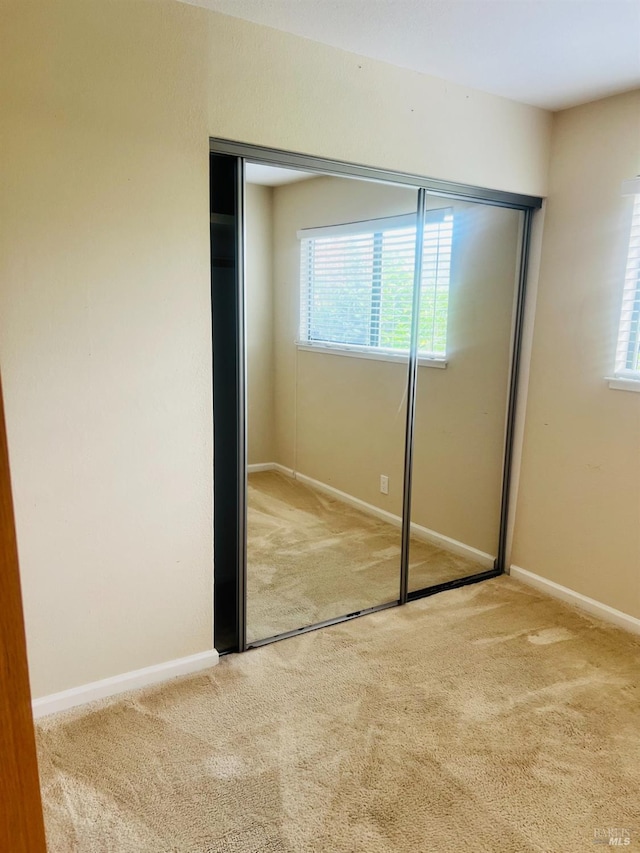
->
xmin=299 ymin=210 xmax=453 ymax=358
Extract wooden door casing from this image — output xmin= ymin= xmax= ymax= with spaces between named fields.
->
xmin=0 ymin=374 xmax=47 ymax=851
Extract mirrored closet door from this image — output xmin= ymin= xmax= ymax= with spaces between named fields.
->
xmin=245 ymin=166 xmax=421 ymax=643
xmin=209 ymin=141 xmax=540 ymax=654
xmin=407 ymin=195 xmax=524 ymax=594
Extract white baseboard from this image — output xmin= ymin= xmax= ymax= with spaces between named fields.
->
xmin=510 ymin=565 xmax=640 ymax=636
xmin=294 ymin=472 xmax=495 ymax=569
xmin=248 ymin=462 xmax=295 ymax=477
xmin=247 ymin=463 xmax=493 ymax=568
xmin=247 ymin=462 xmax=275 ymax=473
xmin=32 ymin=649 xmax=219 ymax=719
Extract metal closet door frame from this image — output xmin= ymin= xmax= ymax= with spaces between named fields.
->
xmin=236 ymin=157 xmax=248 ymax=653
xmin=398 ymin=188 xmax=426 ymax=605
xmin=209 ymin=138 xmax=542 ymax=653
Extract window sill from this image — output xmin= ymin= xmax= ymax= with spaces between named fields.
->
xmin=606 ymin=376 xmax=640 ymax=393
xmin=296 ymin=342 xmax=448 ymax=369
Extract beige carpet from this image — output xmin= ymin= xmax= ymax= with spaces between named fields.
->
xmin=38 ymin=576 xmax=640 ymax=852
xmin=247 ymin=471 xmax=486 ymax=642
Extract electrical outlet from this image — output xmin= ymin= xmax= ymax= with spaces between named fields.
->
xmin=380 ymin=475 xmax=389 ymax=495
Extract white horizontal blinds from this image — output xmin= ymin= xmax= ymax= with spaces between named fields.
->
xmin=616 ymin=194 xmax=640 ymax=377
xmin=302 ymin=232 xmax=375 ymax=345
xmin=419 ymin=211 xmax=453 ymax=356
xmin=299 ymin=209 xmax=453 ymax=355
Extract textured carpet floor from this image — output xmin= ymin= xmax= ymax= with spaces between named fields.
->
xmin=38 ymin=576 xmax=640 ymax=852
xmin=247 ymin=471 xmax=484 ymax=642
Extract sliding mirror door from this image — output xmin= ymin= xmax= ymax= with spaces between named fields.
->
xmin=245 ymin=165 xmax=421 ymax=644
xmin=210 ymin=139 xmax=540 ymax=652
xmin=408 ymin=195 xmax=524 ymax=594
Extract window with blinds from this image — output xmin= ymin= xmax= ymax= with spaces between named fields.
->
xmin=298 ymin=209 xmax=454 ymax=358
xmin=615 ymin=193 xmax=640 ymax=379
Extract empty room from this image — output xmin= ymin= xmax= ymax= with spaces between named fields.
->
xmin=1 ymin=1 xmax=639 ymax=851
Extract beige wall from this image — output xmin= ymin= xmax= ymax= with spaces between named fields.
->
xmin=201 ymin=18 xmax=551 ymax=197
xmin=1 ymin=1 xmax=214 ymax=698
xmin=0 ymin=0 xmax=551 ymax=697
xmin=270 ymin=177 xmax=521 ymax=555
xmin=271 ymin=178 xmax=418 ymax=474
xmin=245 ymin=184 xmax=275 ymax=465
xmin=512 ymin=90 xmax=640 ymax=618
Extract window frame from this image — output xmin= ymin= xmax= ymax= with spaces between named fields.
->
xmin=609 ymin=187 xmax=640 ymax=392
xmin=297 ymin=209 xmax=453 ymax=365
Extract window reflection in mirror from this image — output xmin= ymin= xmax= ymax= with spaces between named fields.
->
xmin=244 ymin=164 xmax=524 ymax=643
xmin=245 ymin=167 xmax=415 ymax=642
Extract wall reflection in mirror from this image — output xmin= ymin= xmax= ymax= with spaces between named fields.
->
xmin=244 ymin=163 xmax=523 ymax=645
xmin=408 ymin=199 xmax=523 ymax=591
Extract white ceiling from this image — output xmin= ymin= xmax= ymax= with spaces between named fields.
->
xmin=245 ymin=163 xmax=317 ymax=185
xmin=188 ymin=0 xmax=640 ymax=111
